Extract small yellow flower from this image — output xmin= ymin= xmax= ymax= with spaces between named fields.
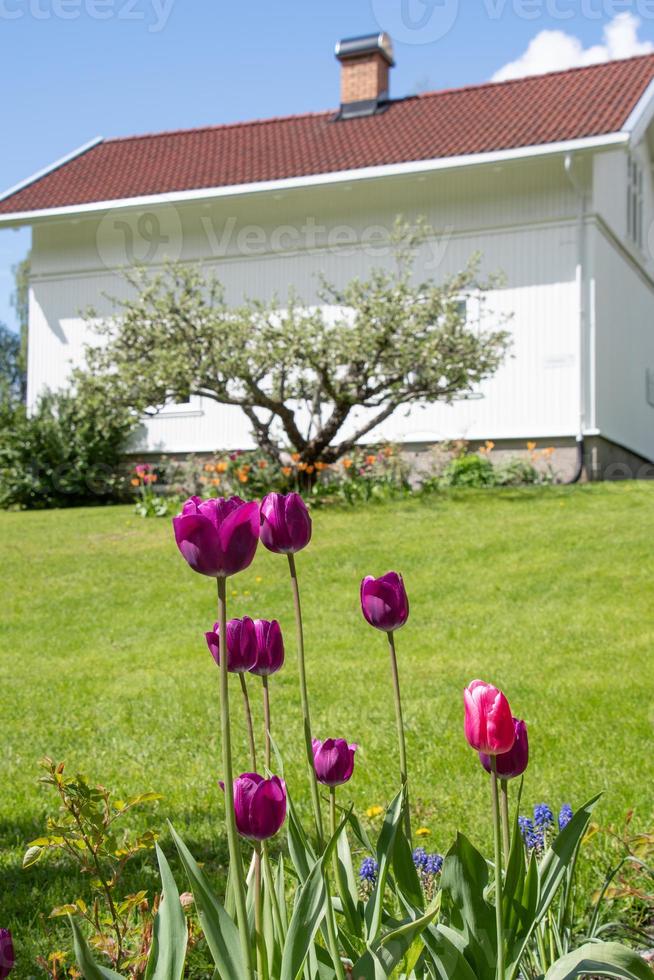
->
xmin=527 ymin=441 xmax=537 ymax=452
xmin=366 ymin=805 xmax=384 ymax=818
xmin=255 ymin=576 xmax=263 ymax=584
xmin=243 ymin=590 xmax=251 ymax=597
xmin=231 ymin=590 xmax=238 ymax=597
xmin=416 ymin=827 xmax=431 ymax=837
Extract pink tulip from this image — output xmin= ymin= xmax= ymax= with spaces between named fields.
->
xmin=173 ymin=496 xmax=259 ymax=577
xmin=250 ymin=619 xmax=285 ymax=676
xmin=221 ymin=773 xmax=287 ymax=840
xmin=312 ymin=738 xmax=357 ymax=786
xmin=360 ymin=572 xmax=409 ymax=633
xmin=259 ymin=492 xmax=312 ymax=554
xmin=463 ymin=679 xmax=515 ymax=756
xmin=205 ymin=617 xmax=257 ymax=673
xmin=480 ymin=717 xmax=529 ymax=778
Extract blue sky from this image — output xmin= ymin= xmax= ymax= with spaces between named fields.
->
xmin=3 ymin=0 xmax=654 ymax=330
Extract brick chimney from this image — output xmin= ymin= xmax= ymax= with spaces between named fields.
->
xmin=335 ymin=32 xmax=395 ymax=119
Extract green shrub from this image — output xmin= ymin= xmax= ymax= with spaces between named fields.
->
xmin=493 ymin=457 xmax=540 ymax=486
xmin=0 ymin=388 xmax=135 ymax=509
xmin=440 ymin=452 xmax=496 ymax=488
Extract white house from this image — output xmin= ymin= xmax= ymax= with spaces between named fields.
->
xmin=2 ymin=33 xmax=654 ymax=479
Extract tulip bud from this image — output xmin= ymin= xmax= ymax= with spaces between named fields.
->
xmin=360 ymin=572 xmax=409 ymax=633
xmin=259 ymin=492 xmax=312 ymax=554
xmin=479 ymin=717 xmax=528 ymax=779
xmin=312 ymin=738 xmax=357 ymax=786
xmin=221 ymin=773 xmax=287 ymax=840
xmin=0 ymin=930 xmax=14 ymax=980
xmin=173 ymin=496 xmax=259 ymax=577
xmin=250 ymin=619 xmax=285 ymax=676
xmin=464 ymin=680 xmax=516 ymax=756
xmin=205 ymin=617 xmax=257 ymax=673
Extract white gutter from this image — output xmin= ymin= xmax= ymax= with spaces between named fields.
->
xmin=0 ymin=131 xmax=629 ymax=228
xmin=622 ymin=76 xmax=654 ymax=146
xmin=0 ymin=137 xmax=103 ymax=205
xmin=564 ymin=152 xmax=591 ymax=459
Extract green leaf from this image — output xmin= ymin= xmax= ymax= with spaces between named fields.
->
xmin=144 ymin=844 xmax=187 ymax=980
xmin=334 ymin=816 xmax=363 ymax=938
xmin=168 ymin=822 xmax=244 ymax=979
xmin=543 ymin=941 xmax=654 ymax=979
xmin=421 ymin=924 xmax=479 ymax=980
xmin=69 ymin=916 xmax=124 ymax=979
xmin=280 ymin=808 xmax=350 ymax=980
xmin=353 ymin=898 xmax=440 ymax=978
xmin=392 ymin=822 xmax=424 ymax=912
xmin=23 ymin=845 xmax=43 ymax=868
xmin=537 ymin=795 xmax=601 ymax=922
xmin=286 ymin=788 xmax=316 ymax=884
xmin=364 ymin=788 xmax=404 ymax=943
xmin=439 ymin=832 xmax=496 ymax=979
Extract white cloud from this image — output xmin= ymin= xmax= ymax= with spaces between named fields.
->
xmin=492 ymin=12 xmax=654 ymax=82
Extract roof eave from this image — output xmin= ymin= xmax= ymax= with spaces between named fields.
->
xmin=0 ymin=131 xmax=630 ymax=228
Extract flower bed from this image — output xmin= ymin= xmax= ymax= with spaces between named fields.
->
xmin=12 ymin=491 xmax=652 ymax=979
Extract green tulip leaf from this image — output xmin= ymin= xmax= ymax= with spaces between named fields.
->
xmin=537 ymin=795 xmax=601 ymax=921
xmin=543 ymin=940 xmax=654 ymax=979
xmin=280 ymin=808 xmax=350 ymax=980
xmin=392 ymin=821 xmax=424 ymax=912
xmin=286 ymin=787 xmax=316 ymax=884
xmin=421 ymin=923 xmax=479 ymax=980
xmin=364 ymin=788 xmax=404 ymax=943
xmin=439 ymin=832 xmax=496 ymax=979
xmin=353 ymin=898 xmax=440 ymax=979
xmin=69 ymin=916 xmax=125 ymax=979
xmin=168 ymin=822 xmax=244 ymax=979
xmin=144 ymin=844 xmax=187 ymax=980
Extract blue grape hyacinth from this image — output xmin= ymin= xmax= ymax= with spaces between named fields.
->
xmin=359 ymin=857 xmax=378 ymax=886
xmin=533 ymin=803 xmax=554 ymax=828
xmin=558 ymin=803 xmax=573 ymax=830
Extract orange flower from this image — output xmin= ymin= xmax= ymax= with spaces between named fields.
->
xmin=238 ymin=472 xmax=249 ymax=484
xmin=258 ymin=460 xmax=267 ymax=469
xmin=543 ymin=446 xmax=555 ymax=457
xmin=485 ymin=440 xmax=495 ymax=451
xmin=204 ymin=463 xmax=214 ymax=472
xmin=211 ymin=477 xmax=221 ymax=486
xmin=315 ymin=461 xmax=327 ymax=471
xmin=199 ymin=476 xmax=208 ymax=484
xmin=130 ymin=478 xmax=140 ymax=487
xmin=291 ymin=452 xmax=300 ymax=462
xmin=342 ymin=458 xmax=353 ymax=469
xmin=242 ymin=464 xmax=251 ymax=473
xmin=366 ymin=455 xmax=377 ymax=465
xmin=305 ymin=465 xmax=315 ymax=474
xmin=527 ymin=441 xmax=537 ymax=452
xmin=282 ymin=466 xmax=292 ymax=477
xmin=216 ymin=461 xmax=228 ymax=473
xmin=383 ymin=446 xmax=394 ymax=457
xmin=298 ymin=462 xmax=307 ymax=471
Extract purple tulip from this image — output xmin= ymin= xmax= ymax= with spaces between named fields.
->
xmin=260 ymin=492 xmax=312 ymax=554
xmin=205 ymin=617 xmax=257 ymax=673
xmin=173 ymin=496 xmax=259 ymax=577
xmin=312 ymin=738 xmax=357 ymax=786
xmin=250 ymin=619 xmax=285 ymax=676
xmin=479 ymin=717 xmax=529 ymax=779
xmin=221 ymin=773 xmax=287 ymax=840
xmin=360 ymin=572 xmax=409 ymax=633
xmin=0 ymin=930 xmax=14 ymax=980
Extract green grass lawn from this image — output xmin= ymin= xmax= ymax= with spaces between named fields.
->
xmin=2 ymin=485 xmax=653 ymax=975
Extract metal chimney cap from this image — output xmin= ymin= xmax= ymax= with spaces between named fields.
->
xmin=335 ymin=32 xmax=395 ymax=67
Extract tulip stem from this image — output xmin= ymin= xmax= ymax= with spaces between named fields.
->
xmin=491 ymin=758 xmax=505 ymax=980
xmin=217 ymin=577 xmax=254 ymax=980
xmin=500 ymin=779 xmax=511 ymax=866
xmin=329 ymin=786 xmax=340 ymax=888
xmin=287 ymin=552 xmax=324 ymax=846
xmin=386 ymin=630 xmax=411 ymax=844
xmin=253 ymin=842 xmax=268 ymax=980
xmin=239 ymin=673 xmax=257 ymax=772
xmin=262 ymin=676 xmax=271 ymax=771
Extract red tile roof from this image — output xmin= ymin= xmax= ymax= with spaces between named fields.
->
xmin=2 ymin=54 xmax=654 ymax=217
